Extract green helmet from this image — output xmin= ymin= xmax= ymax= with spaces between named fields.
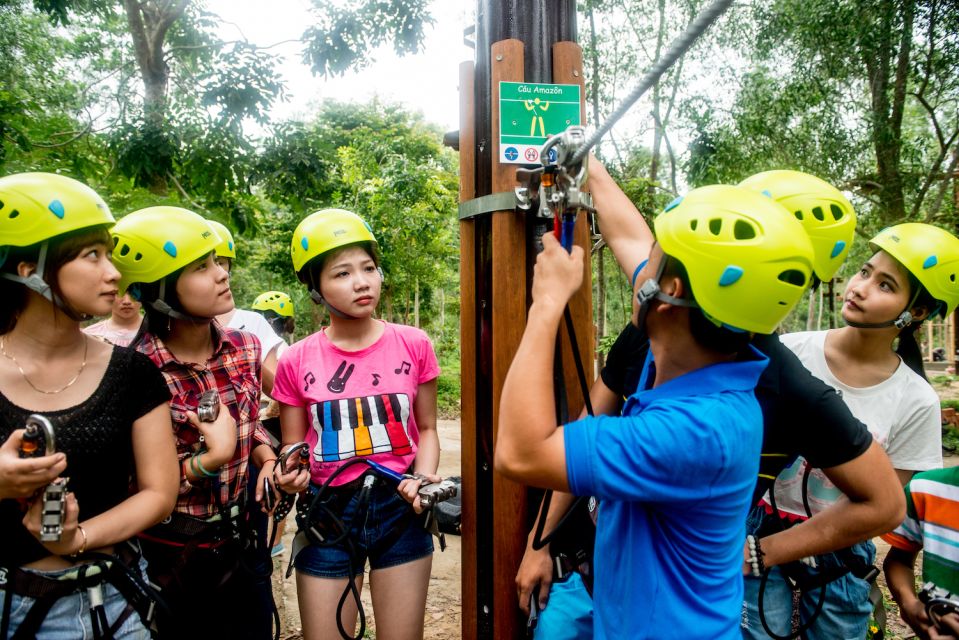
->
xmin=206 ymin=219 xmax=236 ymax=261
xmin=0 ymin=172 xmax=115 ymax=249
xmin=654 ymin=185 xmax=815 ymax=334
xmin=291 ymin=208 xmax=377 ymax=279
xmin=252 ymin=291 xmax=294 ymax=317
xmin=739 ymin=170 xmax=856 ymax=282
xmin=0 ymin=172 xmax=115 ymax=309
xmin=111 ymin=206 xmax=220 ymax=296
xmin=870 ymin=223 xmax=959 ymax=318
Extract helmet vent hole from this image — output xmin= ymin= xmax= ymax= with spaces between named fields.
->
xmin=708 ymin=218 xmax=722 ymax=235
xmin=778 ymin=269 xmax=807 ymax=287
xmin=689 ymin=219 xmax=698 ymax=231
xmin=812 ymin=206 xmax=825 ymax=221
xmin=8 ymin=209 xmax=19 ymax=219
xmin=134 ymin=252 xmax=143 ymax=261
xmin=733 ymin=220 xmax=756 ymax=240
xmin=951 ymin=274 xmax=956 ymax=283
xmin=830 ymin=204 xmax=844 ymax=220
xmin=119 ymin=244 xmax=131 ymax=257
xmin=794 ymin=210 xmax=803 ymax=220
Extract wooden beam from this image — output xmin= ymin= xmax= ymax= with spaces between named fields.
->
xmin=458 ymin=58 xmax=479 ymax=640
xmin=489 ymin=38 xmax=528 ymax=640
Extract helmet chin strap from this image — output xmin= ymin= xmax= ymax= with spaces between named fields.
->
xmin=1 ymin=241 xmax=91 ymax=321
xmin=146 ymin=277 xmax=214 ymax=323
xmin=632 ymin=256 xmax=699 ymax=331
xmin=844 ymin=289 xmax=923 ymax=331
xmin=309 ymin=289 xmax=359 ymax=320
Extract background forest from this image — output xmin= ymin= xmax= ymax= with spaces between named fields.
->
xmin=2 ymin=0 xmax=957 ymax=414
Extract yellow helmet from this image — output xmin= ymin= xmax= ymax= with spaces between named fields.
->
xmin=869 ymin=223 xmax=959 ymax=318
xmin=206 ymin=219 xmax=236 ymax=261
xmin=111 ymin=206 xmax=220 ymax=295
xmin=252 ymin=291 xmax=294 ymax=317
xmin=0 ymin=172 xmax=115 ymax=249
xmin=739 ymin=170 xmax=856 ymax=282
xmin=291 ymin=208 xmax=377 ymax=278
xmin=654 ymin=185 xmax=815 ymax=334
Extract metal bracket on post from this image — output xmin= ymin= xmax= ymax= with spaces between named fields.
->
xmin=458 ymin=192 xmax=523 ymax=220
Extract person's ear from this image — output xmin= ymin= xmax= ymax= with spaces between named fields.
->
xmin=16 ymin=261 xmax=37 ymax=278
xmin=661 ymin=275 xmax=684 ymax=300
xmin=909 ymin=304 xmax=930 ymax=324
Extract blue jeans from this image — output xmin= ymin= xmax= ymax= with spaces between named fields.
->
xmin=294 ymin=478 xmax=433 ymax=578
xmin=741 ymin=507 xmax=876 ymax=640
xmin=533 ymin=572 xmax=593 ymax=640
xmin=0 ymin=558 xmax=151 ymax=640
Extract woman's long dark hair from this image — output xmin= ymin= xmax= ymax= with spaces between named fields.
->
xmin=0 ymin=226 xmax=113 ymax=333
xmin=896 ymin=270 xmax=939 ymax=380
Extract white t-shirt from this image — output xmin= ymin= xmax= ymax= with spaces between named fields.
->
xmin=226 ymin=309 xmax=286 ymax=364
xmin=766 ymin=330 xmax=942 ymax=518
xmin=83 ymin=319 xmax=141 ymax=347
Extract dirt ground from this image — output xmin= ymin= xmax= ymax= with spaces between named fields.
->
xmin=269 ymin=420 xmax=957 ymax=640
xmin=271 ymin=419 xmax=461 ymax=640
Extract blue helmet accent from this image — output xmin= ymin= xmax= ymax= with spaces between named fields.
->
xmin=163 ymin=241 xmax=177 ymax=257
xmin=830 ymin=240 xmax=846 ymax=259
xmin=718 ymin=265 xmax=744 ymax=287
xmin=48 ymin=199 xmax=65 ymax=219
xmin=301 ymin=237 xmax=309 ymax=251
xmin=664 ymin=196 xmax=683 ymax=212
xmin=228 ymin=241 xmax=234 ymax=251
xmin=923 ymin=255 xmax=938 ymax=269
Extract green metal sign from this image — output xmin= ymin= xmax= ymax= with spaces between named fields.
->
xmin=498 ymin=81 xmax=581 ymax=164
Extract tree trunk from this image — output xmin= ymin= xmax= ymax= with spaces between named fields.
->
xmin=647 ymin=0 xmax=668 ymax=201
xmin=122 ymin=0 xmax=191 ymax=194
xmin=862 ymin=0 xmax=914 ymax=225
xmin=414 ymin=278 xmax=420 ymax=328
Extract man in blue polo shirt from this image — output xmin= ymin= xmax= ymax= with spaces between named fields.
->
xmin=495 ymin=185 xmax=815 ymax=639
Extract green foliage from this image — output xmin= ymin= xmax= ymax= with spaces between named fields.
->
xmin=302 ymin=0 xmax=434 ymax=77
xmin=110 ymin=121 xmax=179 ymax=191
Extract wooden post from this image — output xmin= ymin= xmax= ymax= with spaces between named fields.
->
xmin=459 ymin=11 xmax=589 ymax=638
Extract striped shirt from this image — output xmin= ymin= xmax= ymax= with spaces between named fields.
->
xmin=882 ymin=466 xmax=959 ymax=592
xmin=136 ymin=322 xmax=271 ymax=519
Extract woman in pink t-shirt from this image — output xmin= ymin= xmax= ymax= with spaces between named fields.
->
xmin=273 ymin=208 xmax=440 ymax=640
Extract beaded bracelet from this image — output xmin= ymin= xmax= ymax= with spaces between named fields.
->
xmin=746 ymin=534 xmax=766 ymax=577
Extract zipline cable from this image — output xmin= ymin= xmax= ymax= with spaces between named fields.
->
xmin=568 ymin=0 xmax=734 ymax=166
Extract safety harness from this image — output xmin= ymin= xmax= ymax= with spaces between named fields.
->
xmin=274 ymin=454 xmax=454 ymax=640
xmin=755 ymin=464 xmax=880 ymax=640
xmin=137 ymin=477 xmax=281 ymax=640
xmin=0 ymin=541 xmax=164 ymax=640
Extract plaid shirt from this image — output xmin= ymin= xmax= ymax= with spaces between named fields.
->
xmin=137 ymin=322 xmax=271 ymax=519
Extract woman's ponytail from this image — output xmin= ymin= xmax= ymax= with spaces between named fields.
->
xmin=896 ymin=320 xmax=926 ymax=379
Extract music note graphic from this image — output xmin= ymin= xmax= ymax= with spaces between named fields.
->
xmin=303 ymin=372 xmax=316 ymax=392
xmin=372 ymin=373 xmax=381 ymax=386
xmin=394 ymin=360 xmax=411 ymax=375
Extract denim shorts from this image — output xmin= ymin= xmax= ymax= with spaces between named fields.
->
xmin=294 ymin=476 xmax=434 ymax=579
xmin=0 ymin=557 xmax=151 ymax=640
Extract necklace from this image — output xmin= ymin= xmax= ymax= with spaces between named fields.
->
xmin=0 ymin=334 xmax=89 ymax=395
